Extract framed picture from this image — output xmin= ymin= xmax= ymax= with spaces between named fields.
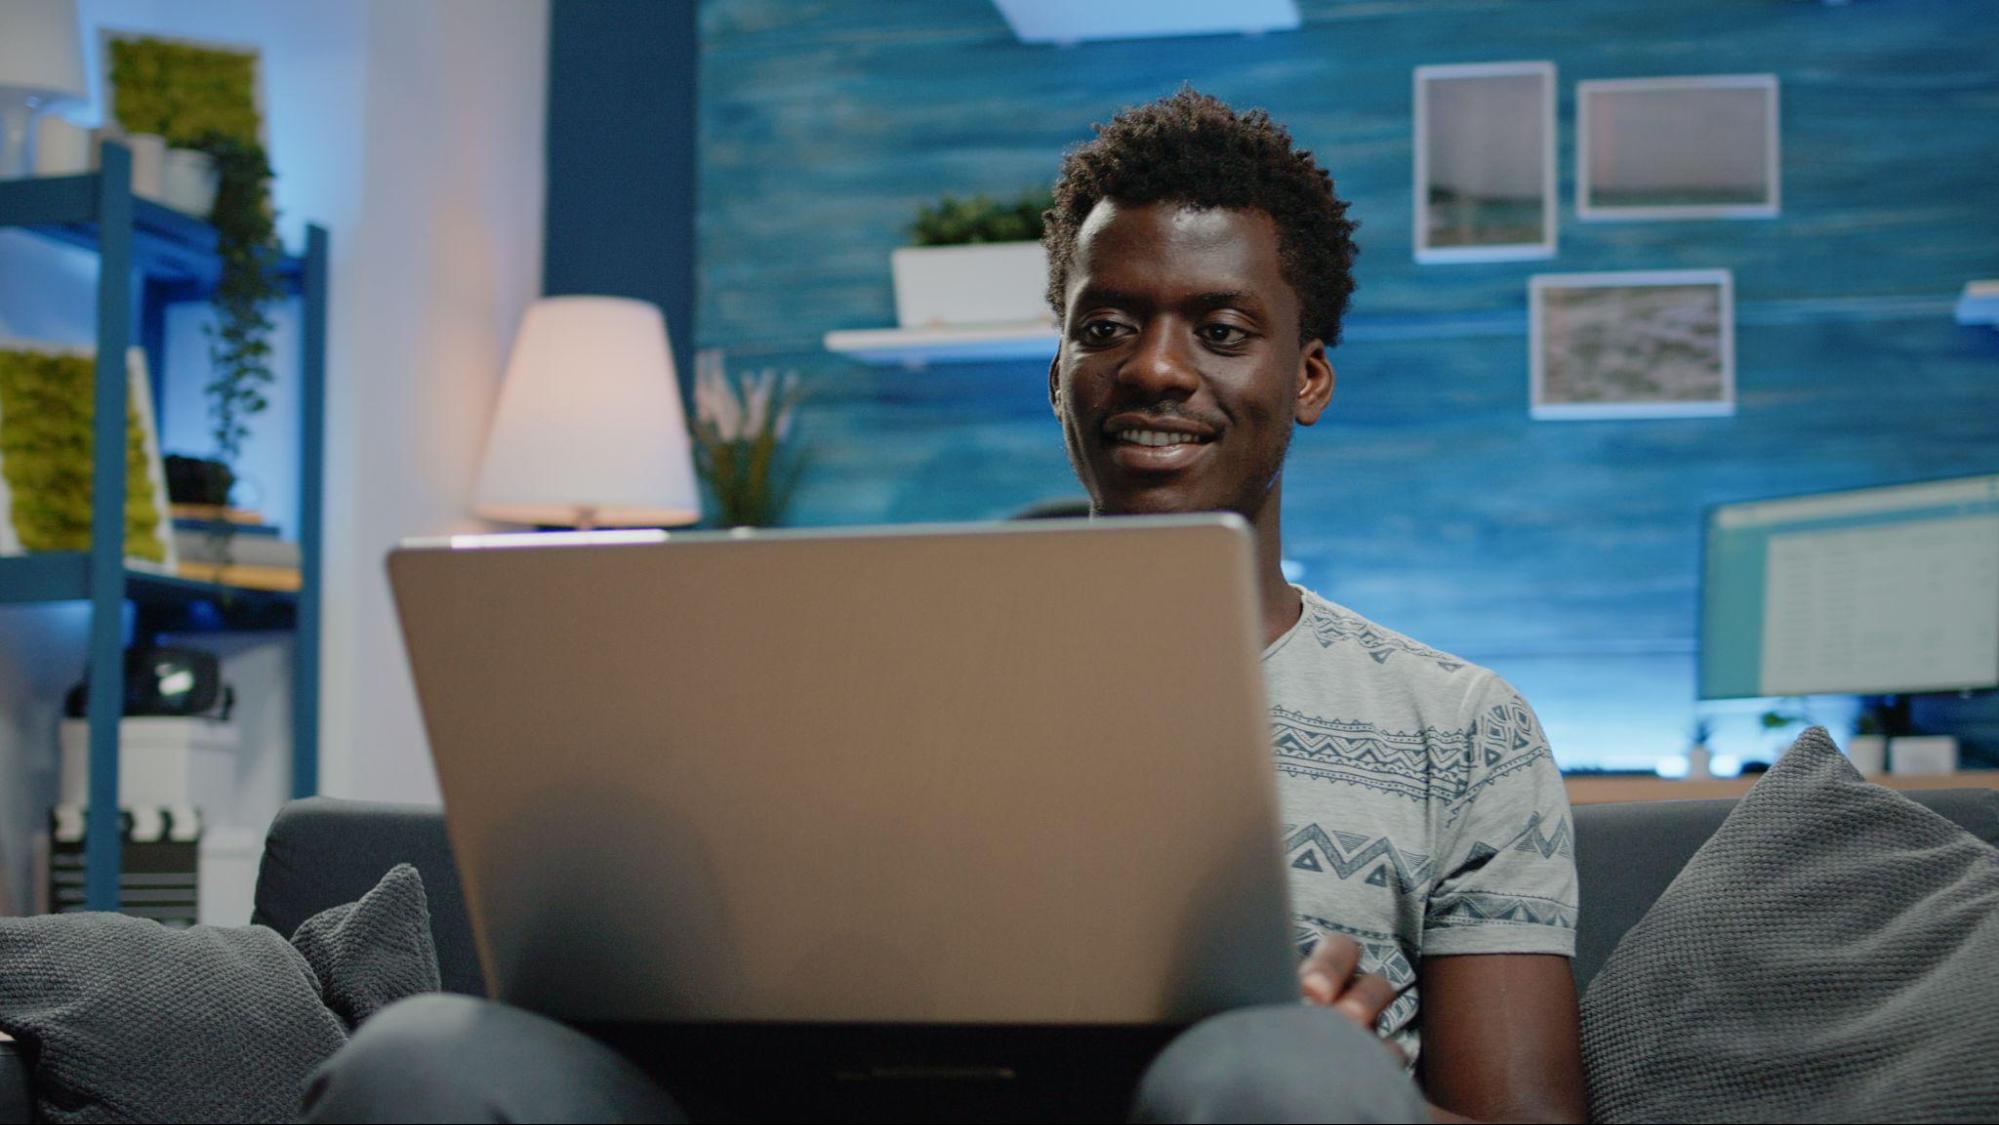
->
xmin=0 ymin=341 xmax=176 ymax=566
xmin=99 ymin=29 xmax=267 ymax=150
xmin=1578 ymin=75 xmax=1779 ymax=220
xmin=1529 ymin=270 xmax=1736 ymax=420
xmin=1413 ymin=61 xmax=1556 ymax=263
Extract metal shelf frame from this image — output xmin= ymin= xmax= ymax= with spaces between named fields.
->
xmin=0 ymin=143 xmax=327 ymax=910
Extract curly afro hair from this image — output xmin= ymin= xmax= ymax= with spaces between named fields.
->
xmin=1044 ymin=88 xmax=1359 ymax=347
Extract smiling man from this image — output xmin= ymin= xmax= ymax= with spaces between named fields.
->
xmin=1047 ymin=91 xmax=1587 ymax=1123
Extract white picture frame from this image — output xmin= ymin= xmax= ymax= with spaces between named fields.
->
xmin=1577 ymin=74 xmax=1780 ymax=221
xmin=1529 ymin=270 xmax=1736 ymax=421
xmin=0 ymin=340 xmax=176 ymax=566
xmin=1413 ymin=61 xmax=1557 ymax=264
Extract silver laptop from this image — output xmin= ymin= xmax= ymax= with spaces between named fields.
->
xmin=387 ymin=515 xmax=1295 ymax=1028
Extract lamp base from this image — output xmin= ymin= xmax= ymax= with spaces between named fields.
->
xmin=0 ymin=90 xmax=72 ymax=179
xmin=0 ymin=100 xmax=36 ymax=179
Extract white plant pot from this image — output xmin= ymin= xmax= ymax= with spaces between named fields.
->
xmin=891 ymin=241 xmax=1051 ymax=329
xmin=160 ymin=147 xmax=219 ymax=217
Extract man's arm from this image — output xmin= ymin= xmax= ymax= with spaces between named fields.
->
xmin=1417 ymin=953 xmax=1586 ymax=1124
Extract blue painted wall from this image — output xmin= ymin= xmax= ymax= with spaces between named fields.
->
xmin=545 ymin=0 xmax=699 ymax=384
xmin=689 ymin=0 xmax=1999 ymax=768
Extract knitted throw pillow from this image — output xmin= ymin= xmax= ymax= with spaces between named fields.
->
xmin=1581 ymin=728 xmax=1999 ymax=1123
xmin=0 ymin=863 xmax=438 ymax=1124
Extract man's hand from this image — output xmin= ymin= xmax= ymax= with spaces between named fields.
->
xmin=1298 ymin=934 xmax=1402 ymax=1049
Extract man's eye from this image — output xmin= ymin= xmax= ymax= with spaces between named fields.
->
xmin=1082 ymin=320 xmax=1126 ymax=343
xmin=1201 ymin=324 xmax=1248 ymax=345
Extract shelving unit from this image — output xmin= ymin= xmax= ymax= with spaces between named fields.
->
xmin=0 ymin=143 xmax=327 ymax=911
xmin=823 ymin=321 xmax=1058 ymax=369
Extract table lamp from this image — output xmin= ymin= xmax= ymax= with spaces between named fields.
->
xmin=0 ymin=0 xmax=86 ymax=178
xmin=473 ymin=296 xmax=701 ymax=529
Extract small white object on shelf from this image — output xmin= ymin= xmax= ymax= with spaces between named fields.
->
xmin=31 ymin=113 xmax=88 ymax=175
xmin=58 ymin=716 xmax=240 ymax=810
xmin=892 ymin=241 xmax=1051 ymax=330
xmin=1888 ymin=735 xmax=1958 ymax=776
xmin=1955 ymin=280 xmax=1999 ymax=328
xmin=1845 ymin=734 xmax=1887 ymax=775
xmin=824 ymin=320 xmax=1059 ymax=370
xmin=0 ymin=0 xmax=86 ymax=177
xmin=92 ymin=129 xmax=166 ymax=198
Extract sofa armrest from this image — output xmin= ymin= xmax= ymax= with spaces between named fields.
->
xmin=0 ymin=1038 xmax=30 ymax=1125
xmin=251 ymin=797 xmax=486 ymax=997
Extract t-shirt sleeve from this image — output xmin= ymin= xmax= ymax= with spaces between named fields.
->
xmin=1421 ymin=674 xmax=1579 ymax=957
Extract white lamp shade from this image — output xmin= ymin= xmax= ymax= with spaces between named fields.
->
xmin=0 ymin=0 xmax=86 ymax=102
xmin=473 ymin=296 xmax=701 ymax=527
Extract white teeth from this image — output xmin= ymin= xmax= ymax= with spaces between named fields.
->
xmin=1115 ymin=430 xmax=1200 ymax=447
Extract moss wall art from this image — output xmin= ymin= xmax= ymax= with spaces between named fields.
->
xmin=106 ymin=35 xmax=262 ymax=148
xmin=0 ymin=347 xmax=172 ymax=563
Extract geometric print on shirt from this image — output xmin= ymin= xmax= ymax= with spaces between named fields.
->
xmin=1283 ymin=822 xmax=1435 ymax=893
xmin=1306 ymin=598 xmax=1467 ymax=672
xmin=1270 ymin=708 xmax=1467 ymax=805
xmin=1427 ymin=889 xmax=1579 ymax=931
xmin=1273 ymin=693 xmax=1555 ymax=831
xmin=1449 ymin=694 xmax=1556 ymax=822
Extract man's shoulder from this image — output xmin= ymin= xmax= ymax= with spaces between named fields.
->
xmin=1279 ymin=588 xmax=1492 ymax=694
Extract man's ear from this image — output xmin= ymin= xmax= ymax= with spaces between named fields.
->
xmin=1047 ymin=355 xmax=1062 ymax=419
xmin=1295 ymin=339 xmax=1334 ymax=426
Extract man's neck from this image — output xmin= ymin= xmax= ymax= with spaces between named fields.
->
xmin=1250 ymin=486 xmax=1302 ymax=649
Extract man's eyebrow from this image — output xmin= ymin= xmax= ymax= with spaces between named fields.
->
xmin=1186 ymin=289 xmax=1261 ymax=312
xmin=1072 ymin=288 xmax=1263 ymax=311
xmin=1073 ymin=285 xmax=1145 ymax=308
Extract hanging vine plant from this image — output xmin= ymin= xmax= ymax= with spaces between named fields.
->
xmin=196 ymin=132 xmax=281 ymax=497
xmin=106 ymin=34 xmax=279 ymax=571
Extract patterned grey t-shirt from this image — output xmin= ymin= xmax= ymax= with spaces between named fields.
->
xmin=1265 ymin=588 xmax=1578 ymax=1062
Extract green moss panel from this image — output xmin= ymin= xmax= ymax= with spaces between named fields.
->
xmin=0 ymin=349 xmax=166 ymax=562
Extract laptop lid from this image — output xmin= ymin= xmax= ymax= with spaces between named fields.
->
xmin=387 ymin=515 xmax=1296 ymax=1025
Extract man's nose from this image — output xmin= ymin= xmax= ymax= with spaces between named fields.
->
xmin=1117 ymin=320 xmax=1202 ymax=400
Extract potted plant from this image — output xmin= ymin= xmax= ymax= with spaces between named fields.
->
xmin=690 ymin=350 xmax=805 ymax=528
xmin=891 ymin=188 xmax=1053 ymax=329
xmin=104 ymin=34 xmax=280 ymax=564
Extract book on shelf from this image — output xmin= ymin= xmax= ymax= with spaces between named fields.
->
xmin=168 ymin=503 xmax=265 ymax=525
xmin=172 ymin=516 xmax=278 ymax=538
xmin=171 ymin=529 xmax=300 ymax=569
xmin=171 ymin=560 xmax=301 ymax=592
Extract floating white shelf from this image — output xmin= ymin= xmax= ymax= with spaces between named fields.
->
xmin=823 ymin=321 xmax=1059 ymax=369
xmin=1955 ymin=280 xmax=1999 ymax=328
xmin=991 ymin=0 xmax=1300 ymax=44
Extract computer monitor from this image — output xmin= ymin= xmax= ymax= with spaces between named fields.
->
xmin=1700 ymin=473 xmax=1999 ymax=700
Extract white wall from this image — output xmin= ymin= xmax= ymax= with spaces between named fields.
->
xmin=323 ymin=0 xmax=549 ymax=804
xmin=0 ymin=0 xmax=548 ymax=910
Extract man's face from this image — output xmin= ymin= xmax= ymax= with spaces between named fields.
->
xmin=1050 ymin=200 xmax=1332 ymax=520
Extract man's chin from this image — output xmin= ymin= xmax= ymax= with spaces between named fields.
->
xmin=1092 ymin=489 xmax=1220 ymax=518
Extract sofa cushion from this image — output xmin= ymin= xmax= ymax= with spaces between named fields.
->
xmin=1570 ymin=786 xmax=1999 ymax=993
xmin=254 ymin=797 xmax=484 ymax=997
xmin=0 ymin=864 xmax=436 ymax=1124
xmin=1581 ymin=727 xmax=1999 ymax=1123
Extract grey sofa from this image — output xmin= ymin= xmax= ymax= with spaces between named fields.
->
xmin=4 ymin=788 xmax=1997 ymax=1121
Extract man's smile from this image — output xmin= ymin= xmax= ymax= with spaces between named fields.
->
xmin=1101 ymin=412 xmax=1220 ymax=473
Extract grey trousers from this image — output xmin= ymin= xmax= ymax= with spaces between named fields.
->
xmin=302 ymin=994 xmax=1428 ymax=1124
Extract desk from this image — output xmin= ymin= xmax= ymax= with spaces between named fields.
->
xmin=1565 ymin=771 xmax=1999 ymax=805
